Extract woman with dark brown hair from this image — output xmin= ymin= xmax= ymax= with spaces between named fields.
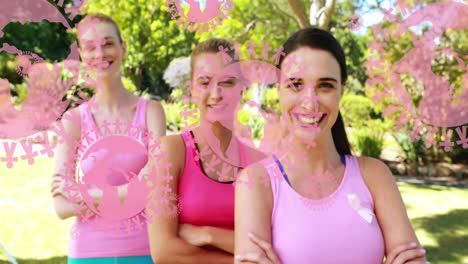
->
xmin=234 ymin=27 xmax=428 ymax=264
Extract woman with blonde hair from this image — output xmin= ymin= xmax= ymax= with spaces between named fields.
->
xmin=147 ymin=38 xmax=264 ymax=263
xmin=51 ymin=13 xmax=166 ymax=264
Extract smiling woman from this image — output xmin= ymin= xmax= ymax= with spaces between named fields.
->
xmin=234 ymin=27 xmax=429 ymax=264
xmin=76 ymin=14 xmax=124 ymax=82
xmin=147 ymin=38 xmax=265 ymax=264
xmin=50 ymin=13 xmax=166 ymax=264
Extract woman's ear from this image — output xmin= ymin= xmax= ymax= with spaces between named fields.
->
xmin=121 ymin=41 xmax=127 ymax=57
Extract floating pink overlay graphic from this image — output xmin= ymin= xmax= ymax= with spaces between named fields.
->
xmin=15 ymin=50 xmax=45 ymax=77
xmin=166 ymin=0 xmax=234 ymax=32
xmin=348 ymin=14 xmax=363 ymax=31
xmin=183 ymin=41 xmax=288 ymax=173
xmin=59 ymin=115 xmax=180 ymax=236
xmin=365 ymin=0 xmax=468 ymax=151
xmin=180 ymin=40 xmax=330 ymax=194
xmin=0 ymin=0 xmax=87 ymax=167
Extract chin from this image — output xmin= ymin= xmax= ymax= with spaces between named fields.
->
xmin=294 ymin=129 xmax=319 ymax=144
xmin=205 ymin=114 xmax=232 ymax=125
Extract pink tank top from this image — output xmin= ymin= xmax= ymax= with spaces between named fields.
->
xmin=178 ymin=131 xmax=249 ymax=230
xmin=69 ymin=98 xmax=151 ymax=258
xmin=264 ymin=155 xmax=385 ymax=263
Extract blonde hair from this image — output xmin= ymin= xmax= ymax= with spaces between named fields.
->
xmin=77 ymin=13 xmax=123 ymax=43
xmin=190 ymin=38 xmax=236 ymax=79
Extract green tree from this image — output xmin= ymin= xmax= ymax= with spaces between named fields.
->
xmin=364 ymin=0 xmax=468 ymax=164
xmin=198 ymin=0 xmax=369 ymax=83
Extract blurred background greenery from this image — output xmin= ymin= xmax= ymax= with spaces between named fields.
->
xmin=2 ymin=0 xmax=465 ymax=169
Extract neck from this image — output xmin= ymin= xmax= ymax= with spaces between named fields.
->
xmin=201 ymin=120 xmax=233 ymax=154
xmin=93 ymin=76 xmax=130 ymax=112
xmin=283 ymin=132 xmax=342 ymax=172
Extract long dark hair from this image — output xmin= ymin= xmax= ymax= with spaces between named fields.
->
xmin=278 ymin=27 xmax=352 ymax=155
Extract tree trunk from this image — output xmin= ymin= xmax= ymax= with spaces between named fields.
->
xmin=310 ymin=0 xmax=336 ymax=29
xmin=287 ymin=0 xmax=310 ymax=28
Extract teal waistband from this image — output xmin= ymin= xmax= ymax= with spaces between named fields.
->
xmin=68 ymin=255 xmax=152 ymax=264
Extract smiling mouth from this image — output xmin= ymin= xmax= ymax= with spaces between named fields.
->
xmin=93 ymin=60 xmax=114 ymax=70
xmin=207 ymin=104 xmax=227 ymax=109
xmin=294 ymin=112 xmax=326 ymax=126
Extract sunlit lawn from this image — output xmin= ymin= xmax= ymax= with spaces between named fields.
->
xmin=1 ymin=157 xmax=467 ymax=264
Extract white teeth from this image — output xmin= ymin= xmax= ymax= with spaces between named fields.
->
xmin=299 ymin=116 xmax=318 ymax=124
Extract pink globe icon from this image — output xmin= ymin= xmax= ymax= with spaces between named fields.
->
xmin=77 ymin=135 xmax=150 ymax=222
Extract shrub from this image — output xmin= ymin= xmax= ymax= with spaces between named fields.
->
xmin=340 ymin=92 xmax=374 ymax=128
xmin=353 ymin=129 xmax=384 ymax=158
xmin=163 ymin=57 xmax=191 ymax=101
xmin=236 ymin=105 xmax=265 ymax=141
xmin=393 ymin=132 xmax=426 ymax=164
xmin=261 ymin=87 xmax=280 ymax=115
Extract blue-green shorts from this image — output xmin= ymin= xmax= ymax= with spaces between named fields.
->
xmin=68 ymin=255 xmax=152 ymax=264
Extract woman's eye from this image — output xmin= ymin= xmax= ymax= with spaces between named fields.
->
xmin=104 ymin=42 xmax=113 ymax=47
xmin=319 ymin=82 xmax=334 ymax=88
xmin=219 ymin=80 xmax=236 ymax=87
xmin=287 ymin=80 xmax=303 ymax=91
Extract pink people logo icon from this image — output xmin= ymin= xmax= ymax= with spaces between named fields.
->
xmin=77 ymin=136 xmax=149 ymax=221
xmin=58 ymin=112 xmax=176 ymax=235
xmin=15 ymin=50 xmax=45 ymax=77
xmin=166 ymin=0 xmax=234 ymax=32
xmin=0 ymin=0 xmax=87 ymax=168
xmin=365 ymin=0 xmax=468 ymax=152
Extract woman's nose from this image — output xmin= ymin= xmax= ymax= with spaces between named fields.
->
xmin=208 ymin=83 xmax=223 ymax=100
xmin=92 ymin=43 xmax=105 ymax=59
xmin=300 ymin=86 xmax=319 ymax=110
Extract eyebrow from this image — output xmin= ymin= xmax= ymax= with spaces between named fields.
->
xmin=81 ymin=37 xmax=114 ymax=43
xmin=196 ymin=76 xmax=212 ymax=81
xmin=319 ymin=77 xmax=338 ymax=83
xmin=218 ymin=75 xmax=238 ymax=80
xmin=288 ymin=77 xmax=337 ymax=83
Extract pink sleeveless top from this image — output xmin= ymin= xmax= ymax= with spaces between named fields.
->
xmin=69 ymin=98 xmax=151 ymax=258
xmin=178 ymin=131 xmax=249 ymax=230
xmin=263 ymin=155 xmax=385 ymax=264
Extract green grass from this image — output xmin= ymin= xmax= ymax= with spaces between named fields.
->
xmin=0 ymin=157 xmax=467 ymax=264
xmin=398 ymin=183 xmax=468 ymax=264
xmin=0 ymin=157 xmax=73 ymax=264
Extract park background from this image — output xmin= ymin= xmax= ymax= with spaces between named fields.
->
xmin=0 ymin=0 xmax=467 ymax=263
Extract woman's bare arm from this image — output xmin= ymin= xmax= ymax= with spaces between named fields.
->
xmin=51 ymin=108 xmax=84 ymax=219
xmin=147 ymin=135 xmax=233 ymax=264
xmin=235 ymin=163 xmax=276 ymax=263
xmin=359 ymin=157 xmax=427 ymax=263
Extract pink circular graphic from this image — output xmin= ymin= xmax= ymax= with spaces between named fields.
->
xmin=366 ymin=0 xmax=468 ymax=151
xmin=0 ymin=0 xmax=83 ymax=139
xmin=15 ymin=50 xmax=45 ymax=77
xmin=57 ymin=119 xmax=170 ymax=234
xmin=166 ymin=0 xmax=234 ymax=32
xmin=0 ymin=60 xmax=81 ymax=141
xmin=77 ymin=135 xmax=150 ymax=221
